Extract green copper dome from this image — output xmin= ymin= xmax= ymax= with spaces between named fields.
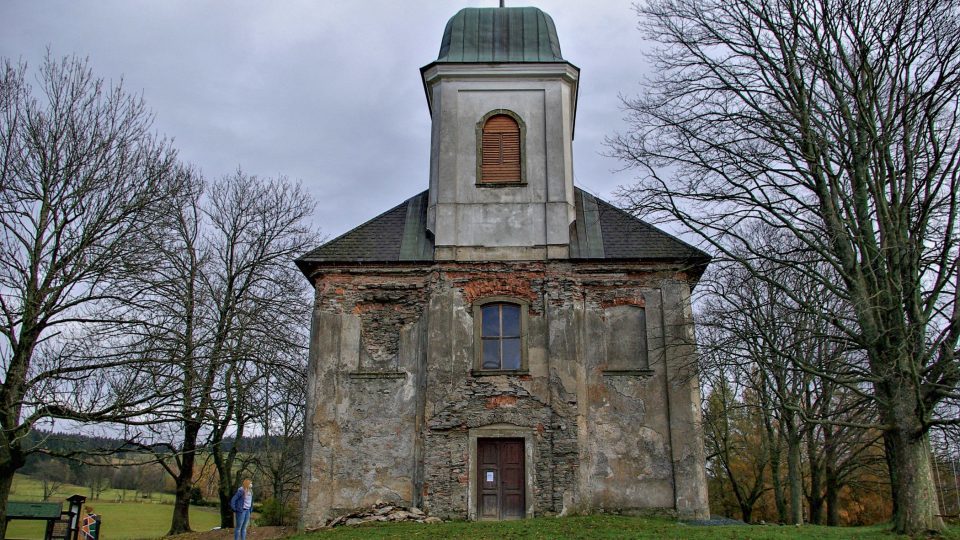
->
xmin=437 ymin=7 xmax=564 ymax=63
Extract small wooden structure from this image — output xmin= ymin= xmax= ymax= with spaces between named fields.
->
xmin=5 ymin=494 xmax=96 ymax=540
xmin=6 ymin=500 xmax=65 ymax=539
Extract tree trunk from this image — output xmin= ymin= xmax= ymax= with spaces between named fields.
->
xmin=825 ymin=463 xmax=840 ymax=526
xmin=1 ymin=340 xmax=34 ymax=540
xmin=808 ymin=470 xmax=824 ymax=524
xmin=785 ymin=418 xmax=803 ymax=525
xmin=213 ymin=436 xmax=234 ymax=529
xmin=218 ymin=489 xmax=234 ymax=529
xmin=824 ymin=426 xmax=840 ymax=526
xmin=771 ymin=460 xmax=788 ymax=524
xmin=212 ymin=404 xmax=243 ymax=529
xmin=762 ymin=407 xmax=787 ymax=523
xmin=874 ymin=364 xmax=944 ymax=535
xmin=0 ymin=466 xmax=17 ymax=540
xmin=168 ymin=421 xmax=201 ymax=535
xmin=885 ymin=428 xmax=943 ymax=534
xmin=806 ymin=425 xmax=824 ymax=525
xmin=883 ymin=434 xmax=899 ymax=520
xmin=756 ymin=371 xmax=788 ymax=524
xmin=740 ymin=502 xmax=753 ymax=524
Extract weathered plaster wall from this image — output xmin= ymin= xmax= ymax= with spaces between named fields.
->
xmin=577 ymin=286 xmax=674 ymax=511
xmin=300 ymin=271 xmax=430 ymax=528
xmin=422 ymin=65 xmax=580 ymax=260
xmin=300 ymin=262 xmax=709 ymax=530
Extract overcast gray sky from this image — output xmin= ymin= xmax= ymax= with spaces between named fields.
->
xmin=0 ymin=1 xmax=653 ymax=240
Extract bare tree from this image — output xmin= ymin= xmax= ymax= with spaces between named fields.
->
xmin=254 ymin=368 xmax=305 ymax=526
xmin=203 ymin=172 xmax=316 ymax=529
xmin=0 ymin=54 xmax=178 ymax=538
xmin=77 ymin=454 xmax=115 ymax=500
xmin=610 ymin=0 xmax=960 ymax=533
xmin=701 ymin=364 xmax=769 ymax=522
xmin=37 ymin=459 xmax=70 ymax=502
xmin=121 ymin=170 xmax=316 ymax=534
xmin=699 ymin=236 xmax=897 ymax=525
xmin=129 ymin=167 xmax=209 ymax=535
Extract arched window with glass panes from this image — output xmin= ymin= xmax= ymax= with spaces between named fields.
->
xmin=474 ymin=298 xmax=527 ymax=372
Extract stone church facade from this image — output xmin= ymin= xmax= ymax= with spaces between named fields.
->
xmin=297 ymin=6 xmax=710 ymax=528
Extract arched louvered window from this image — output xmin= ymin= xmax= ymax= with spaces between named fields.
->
xmin=478 ymin=112 xmax=524 ymax=184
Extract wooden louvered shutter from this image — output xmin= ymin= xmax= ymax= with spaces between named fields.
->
xmin=481 ymin=115 xmax=521 ymax=183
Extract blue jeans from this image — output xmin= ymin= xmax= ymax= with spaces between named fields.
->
xmin=234 ymin=509 xmax=251 ymax=540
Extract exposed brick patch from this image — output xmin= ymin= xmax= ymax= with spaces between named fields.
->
xmin=460 ymin=275 xmax=538 ymax=305
xmin=316 ymin=273 xmax=429 ymax=364
xmin=485 ymin=395 xmax=518 ymax=409
xmin=441 ymin=262 xmax=545 ymax=309
xmin=600 ymin=296 xmax=646 ymax=309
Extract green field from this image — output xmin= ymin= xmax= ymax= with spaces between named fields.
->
xmin=294 ymin=516 xmax=960 ymax=540
xmin=7 ymin=474 xmax=221 ymax=540
xmin=9 ymin=473 xmax=175 ymax=504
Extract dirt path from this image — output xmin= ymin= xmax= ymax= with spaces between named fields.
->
xmin=168 ymin=526 xmax=295 ymax=540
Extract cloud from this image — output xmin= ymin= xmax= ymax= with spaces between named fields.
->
xmin=0 ymin=0 xmax=650 ymax=238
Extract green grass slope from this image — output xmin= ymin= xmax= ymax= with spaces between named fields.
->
xmin=292 ymin=515 xmax=960 ymax=540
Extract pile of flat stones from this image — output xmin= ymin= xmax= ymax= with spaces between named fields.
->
xmin=324 ymin=501 xmax=443 ymax=528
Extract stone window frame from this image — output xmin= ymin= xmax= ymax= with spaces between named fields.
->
xmin=467 ymin=423 xmax=536 ymax=520
xmin=472 ymin=296 xmax=529 ymax=376
xmin=475 ymin=109 xmax=527 ymax=187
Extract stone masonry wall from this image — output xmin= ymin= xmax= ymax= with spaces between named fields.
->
xmin=300 ymin=261 xmax=709 ymax=529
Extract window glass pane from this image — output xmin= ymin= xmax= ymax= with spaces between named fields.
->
xmin=502 ymin=338 xmax=521 ymax=370
xmin=482 ymin=339 xmax=501 ymax=369
xmin=481 ymin=305 xmax=500 ymax=337
xmin=501 ymin=304 xmax=520 ymax=337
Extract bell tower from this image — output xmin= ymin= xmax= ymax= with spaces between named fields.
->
xmin=420 ymin=7 xmax=580 ymax=260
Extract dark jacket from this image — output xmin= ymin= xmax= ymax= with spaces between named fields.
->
xmin=230 ymin=487 xmax=250 ymax=513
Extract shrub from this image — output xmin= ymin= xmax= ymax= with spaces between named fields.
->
xmin=189 ymin=486 xmax=203 ymax=504
xmin=256 ymin=497 xmax=297 ymax=526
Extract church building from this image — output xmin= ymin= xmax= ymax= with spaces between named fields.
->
xmin=297 ymin=6 xmax=710 ymax=527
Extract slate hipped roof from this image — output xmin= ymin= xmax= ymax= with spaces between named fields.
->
xmin=298 ymin=191 xmax=434 ymax=265
xmin=295 ymin=189 xmax=711 ymax=273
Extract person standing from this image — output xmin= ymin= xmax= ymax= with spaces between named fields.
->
xmin=230 ymin=479 xmax=254 ymax=540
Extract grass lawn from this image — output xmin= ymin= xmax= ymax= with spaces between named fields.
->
xmin=7 ymin=474 xmax=221 ymax=540
xmin=6 ymin=501 xmax=222 ymax=540
xmin=6 ymin=471 xmax=958 ymax=540
xmin=291 ymin=515 xmax=960 ymax=540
